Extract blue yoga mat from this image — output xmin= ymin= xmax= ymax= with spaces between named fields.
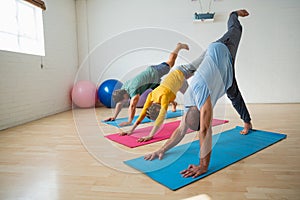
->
xmin=102 ymin=109 xmax=183 ymax=127
xmin=124 ymin=126 xmax=286 ymax=190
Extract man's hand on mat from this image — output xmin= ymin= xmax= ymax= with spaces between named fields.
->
xmin=137 ymin=136 xmax=153 ymax=142
xmin=180 ymin=164 xmax=207 ymax=178
xmin=104 ymin=117 xmax=115 ymax=122
xmin=119 ymin=130 xmax=132 ymax=136
xmin=144 ymin=149 xmax=165 ymax=160
xmin=240 ymin=122 xmax=252 ymax=135
xmin=118 ymin=121 xmax=132 ymax=127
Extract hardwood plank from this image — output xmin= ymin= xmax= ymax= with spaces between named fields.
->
xmin=0 ymin=104 xmax=299 ymax=199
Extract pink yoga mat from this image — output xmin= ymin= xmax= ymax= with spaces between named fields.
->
xmin=105 ymin=119 xmax=228 ymax=148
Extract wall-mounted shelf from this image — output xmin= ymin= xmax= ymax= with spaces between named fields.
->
xmin=193 ymin=12 xmax=215 ymax=22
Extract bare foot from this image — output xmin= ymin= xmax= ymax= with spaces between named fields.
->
xmin=171 ymin=101 xmax=177 ymax=112
xmin=236 ymin=9 xmax=249 ymax=17
xmin=177 ymin=43 xmax=189 ymax=51
xmin=240 ymin=122 xmax=252 ymax=135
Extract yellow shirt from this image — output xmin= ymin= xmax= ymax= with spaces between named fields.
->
xmin=137 ymin=69 xmax=185 ymax=126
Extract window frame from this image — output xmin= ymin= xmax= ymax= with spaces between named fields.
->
xmin=0 ymin=0 xmax=45 ymax=56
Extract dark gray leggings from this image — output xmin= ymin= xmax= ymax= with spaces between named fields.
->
xmin=216 ymin=11 xmax=251 ymax=123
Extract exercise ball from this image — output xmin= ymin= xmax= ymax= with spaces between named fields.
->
xmin=72 ymin=80 xmax=97 ymax=108
xmin=136 ymin=88 xmax=152 ymax=108
xmin=98 ymin=79 xmax=123 ymax=108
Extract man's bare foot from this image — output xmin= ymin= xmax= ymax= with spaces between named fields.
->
xmin=177 ymin=43 xmax=189 ymax=51
xmin=240 ymin=122 xmax=252 ymax=135
xmin=236 ymin=9 xmax=249 ymax=17
xmin=171 ymin=101 xmax=177 ymax=112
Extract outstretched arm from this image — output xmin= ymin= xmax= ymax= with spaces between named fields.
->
xmin=137 ymin=125 xmax=161 ymax=142
xmin=137 ymin=96 xmax=168 ymax=142
xmin=104 ymin=102 xmax=124 ymax=121
xmin=118 ymin=95 xmax=140 ymax=126
xmin=119 ymin=120 xmax=140 ymax=136
xmin=181 ymin=96 xmax=213 ymax=178
xmin=119 ymin=94 xmax=152 ymax=136
xmin=144 ymin=113 xmax=189 ymax=160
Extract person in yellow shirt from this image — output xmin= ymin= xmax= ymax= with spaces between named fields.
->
xmin=120 ymin=50 xmax=206 ymax=142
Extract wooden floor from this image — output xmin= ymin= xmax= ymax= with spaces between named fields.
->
xmin=0 ymin=104 xmax=299 ymax=200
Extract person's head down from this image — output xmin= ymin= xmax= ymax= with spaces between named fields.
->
xmin=146 ymin=103 xmax=161 ymax=120
xmin=112 ymin=89 xmax=129 ymax=104
xmin=185 ymin=106 xmax=200 ymax=131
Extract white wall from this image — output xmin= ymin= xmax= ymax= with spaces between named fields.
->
xmin=0 ymin=0 xmax=78 ymax=130
xmin=77 ymin=0 xmax=300 ymax=103
xmin=1 ymin=0 xmax=299 ymax=129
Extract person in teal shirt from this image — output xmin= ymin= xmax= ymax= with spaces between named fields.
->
xmin=104 ymin=43 xmax=189 ymax=127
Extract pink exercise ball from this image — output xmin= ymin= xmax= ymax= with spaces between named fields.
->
xmin=72 ymin=80 xmax=97 ymax=108
xmin=136 ymin=89 xmax=152 ymax=108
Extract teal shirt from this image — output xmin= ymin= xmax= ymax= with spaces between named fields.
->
xmin=121 ymin=66 xmax=161 ymax=97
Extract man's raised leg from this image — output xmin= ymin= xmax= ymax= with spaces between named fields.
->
xmin=216 ymin=10 xmax=248 ymax=62
xmin=222 ymin=10 xmax=252 ymax=134
xmin=166 ymin=43 xmax=189 ymax=67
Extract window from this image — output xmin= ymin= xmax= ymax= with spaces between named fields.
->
xmin=0 ymin=0 xmax=45 ymax=56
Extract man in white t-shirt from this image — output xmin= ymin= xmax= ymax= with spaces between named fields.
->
xmin=144 ymin=9 xmax=252 ymax=178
